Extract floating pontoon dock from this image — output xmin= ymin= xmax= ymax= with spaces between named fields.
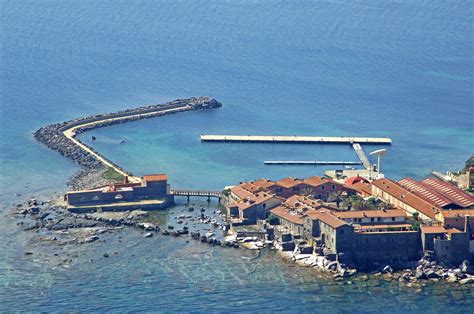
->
xmin=200 ymin=135 xmax=392 ymax=144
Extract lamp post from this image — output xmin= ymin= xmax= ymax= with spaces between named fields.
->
xmin=369 ymin=149 xmax=388 ymax=176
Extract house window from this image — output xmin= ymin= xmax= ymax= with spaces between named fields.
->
xmin=340 ymin=229 xmax=344 ymax=234
xmin=332 ymin=184 xmax=335 ymax=190
xmin=276 ymin=187 xmax=283 ymax=193
xmin=293 ymin=186 xmax=299 ymax=192
xmin=377 ymin=218 xmax=381 ymax=222
xmin=321 ymin=186 xmax=325 ymax=190
xmin=392 ymin=217 xmax=395 ymax=221
xmin=371 ymin=218 xmax=374 ymax=222
xmin=317 ymin=194 xmax=322 ymax=199
xmin=262 ymin=203 xmax=266 ymax=209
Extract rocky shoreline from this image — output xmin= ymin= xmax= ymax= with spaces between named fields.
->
xmin=8 ymin=195 xmax=474 ymax=288
xmin=277 ymin=247 xmax=474 ymax=286
xmin=33 ymin=96 xmax=222 ymax=189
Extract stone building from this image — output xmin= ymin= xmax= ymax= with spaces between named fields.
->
xmin=270 ymin=195 xmax=335 ymax=236
xmin=421 ymin=216 xmax=474 ymax=265
xmin=304 ymin=176 xmax=353 ymax=201
xmin=332 ymin=209 xmax=411 ymax=232
xmin=435 ymin=209 xmax=474 ymax=230
xmin=243 ymin=176 xmax=352 ymax=201
xmin=304 ymin=210 xmax=422 ymax=266
xmin=227 ymin=182 xmax=281 ymax=224
xmin=66 ymin=174 xmax=173 ymax=211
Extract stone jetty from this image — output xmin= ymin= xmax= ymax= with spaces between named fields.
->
xmin=34 ymin=97 xmax=222 ymax=180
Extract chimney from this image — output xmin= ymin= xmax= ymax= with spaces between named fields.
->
xmin=465 ymin=215 xmax=471 ymax=234
xmin=124 ymin=176 xmax=129 ymax=184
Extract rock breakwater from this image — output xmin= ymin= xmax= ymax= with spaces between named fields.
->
xmin=33 ymin=96 xmax=222 ymax=187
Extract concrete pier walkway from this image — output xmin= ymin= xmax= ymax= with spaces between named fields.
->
xmin=352 ymin=143 xmax=371 ymax=170
xmin=200 ymin=135 xmax=392 ymax=144
xmin=264 ymin=161 xmax=363 ymax=166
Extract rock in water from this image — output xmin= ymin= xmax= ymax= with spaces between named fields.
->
xmin=459 ymin=277 xmax=474 ymax=285
xmin=144 ymin=232 xmax=153 ymax=238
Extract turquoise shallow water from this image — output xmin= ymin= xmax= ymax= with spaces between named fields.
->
xmin=1 ymin=0 xmax=473 ymax=311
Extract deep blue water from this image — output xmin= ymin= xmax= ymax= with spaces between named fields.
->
xmin=1 ymin=0 xmax=473 ymax=311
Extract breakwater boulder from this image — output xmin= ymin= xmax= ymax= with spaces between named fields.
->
xmin=33 ymin=97 xmax=222 ymax=187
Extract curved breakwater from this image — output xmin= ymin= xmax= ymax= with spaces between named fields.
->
xmin=33 ymin=97 xmax=222 ymax=181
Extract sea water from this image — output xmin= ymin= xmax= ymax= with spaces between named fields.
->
xmin=1 ymin=0 xmax=473 ymax=311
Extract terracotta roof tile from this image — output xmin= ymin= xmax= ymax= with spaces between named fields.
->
xmin=420 ymin=225 xmax=446 ymax=234
xmin=372 ymin=178 xmax=441 ymax=220
xmin=275 ymin=177 xmax=304 ymax=188
xmin=143 ymin=174 xmax=168 ymax=181
xmin=317 ymin=212 xmax=347 ymax=229
xmin=252 ymin=178 xmax=276 ymax=189
xmin=345 ymin=176 xmax=369 ymax=185
xmin=422 ymin=178 xmax=474 ymax=208
xmin=334 ymin=209 xmax=407 ymax=219
xmin=270 ymin=205 xmax=305 ymax=225
xmin=439 ymin=209 xmax=474 ymax=218
xmin=350 ymin=182 xmax=373 ymax=195
xmin=398 ymin=178 xmax=458 ymax=208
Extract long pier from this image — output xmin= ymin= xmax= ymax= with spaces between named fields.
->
xmin=264 ymin=160 xmax=362 ymax=166
xmin=200 ymin=135 xmax=392 ymax=144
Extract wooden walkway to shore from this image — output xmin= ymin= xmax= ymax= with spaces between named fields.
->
xmin=201 ymin=135 xmax=392 ymax=144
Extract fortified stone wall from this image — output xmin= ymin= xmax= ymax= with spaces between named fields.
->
xmin=349 ymin=231 xmax=422 ymax=265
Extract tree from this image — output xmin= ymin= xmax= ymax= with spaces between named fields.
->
xmin=267 ymin=214 xmax=280 ymax=225
xmin=411 ymin=211 xmax=420 ymax=230
xmin=302 ymin=186 xmax=314 ymax=197
xmin=328 ymin=191 xmax=344 ymax=208
xmin=463 ymin=155 xmax=474 ymax=172
xmin=412 ymin=211 xmax=419 ymax=220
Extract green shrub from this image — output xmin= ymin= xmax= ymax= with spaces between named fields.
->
xmin=267 ymin=214 xmax=280 ymax=225
xmin=103 ymin=167 xmax=124 ymax=182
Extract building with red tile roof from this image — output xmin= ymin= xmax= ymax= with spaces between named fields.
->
xmin=350 ymin=181 xmax=373 ymax=198
xmin=422 ymin=177 xmax=474 ymax=208
xmin=371 ymin=178 xmax=441 ymax=221
xmin=420 ymin=221 xmax=472 ymax=265
xmin=270 ymin=195 xmax=331 ymax=235
xmin=143 ymin=174 xmax=168 ymax=182
xmin=227 ymin=183 xmax=281 ymax=224
xmin=345 ymin=176 xmax=370 ymax=186
xmin=252 ymin=178 xmax=276 ymax=189
xmin=398 ymin=178 xmax=468 ymax=209
xmin=435 ymin=209 xmax=474 ymax=231
xmin=66 ymin=174 xmax=172 ymax=211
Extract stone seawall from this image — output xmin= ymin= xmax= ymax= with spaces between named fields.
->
xmin=34 ymin=96 xmax=222 ymax=177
